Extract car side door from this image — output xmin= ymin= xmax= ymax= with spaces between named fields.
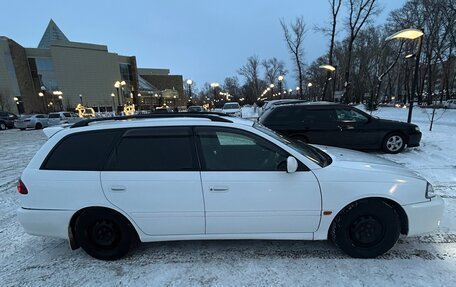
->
xmin=334 ymin=108 xmax=380 ymax=148
xmin=195 ymin=126 xmax=321 ymax=235
xmin=101 ymin=127 xmax=205 ymax=236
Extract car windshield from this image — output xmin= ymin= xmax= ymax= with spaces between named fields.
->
xmin=253 ymin=122 xmax=331 ymax=167
xmin=223 ymin=103 xmax=239 ymax=109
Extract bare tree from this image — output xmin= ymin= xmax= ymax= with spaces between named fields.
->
xmin=262 ymin=57 xmax=287 ymax=85
xmin=280 ymin=17 xmax=307 ymax=99
xmin=343 ymin=0 xmax=378 ymax=103
xmin=237 ymin=55 xmax=262 ymax=103
xmin=317 ymin=0 xmax=343 ymax=101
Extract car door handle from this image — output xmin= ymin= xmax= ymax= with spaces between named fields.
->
xmin=110 ymin=185 xmax=126 ymax=192
xmin=209 ymin=186 xmax=229 ymax=192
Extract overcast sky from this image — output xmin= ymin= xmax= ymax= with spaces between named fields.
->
xmin=1 ymin=0 xmax=405 ymax=89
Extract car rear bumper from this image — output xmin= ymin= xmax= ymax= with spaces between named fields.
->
xmin=403 ymin=195 xmax=444 ymax=236
xmin=17 ymin=207 xmax=73 ymax=239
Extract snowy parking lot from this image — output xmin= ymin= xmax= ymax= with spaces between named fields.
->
xmin=1 ymin=107 xmax=455 ymax=286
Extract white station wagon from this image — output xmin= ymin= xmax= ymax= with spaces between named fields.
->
xmin=17 ymin=114 xmax=444 ymax=260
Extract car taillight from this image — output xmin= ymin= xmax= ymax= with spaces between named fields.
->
xmin=17 ymin=179 xmax=28 ymax=195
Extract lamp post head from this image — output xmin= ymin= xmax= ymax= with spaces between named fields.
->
xmin=296 ymin=87 xmax=300 ymax=91
xmin=386 ymin=28 xmax=424 ymax=41
xmin=58 ymin=95 xmax=63 ymax=100
xmin=186 ymin=79 xmax=193 ymax=85
xmin=288 ymin=89 xmax=293 ymax=92
xmin=137 ymin=93 xmax=142 ymax=97
xmin=111 ymin=93 xmax=115 ymax=97
xmin=308 ymin=83 xmax=313 ymax=87
xmin=269 ymin=84 xmax=274 ymax=88
xmin=79 ymin=94 xmax=82 ymax=98
xmin=319 ymin=64 xmax=336 ymax=72
xmin=210 ymin=82 xmax=219 ymax=88
xmin=13 ymin=97 xmax=19 ymax=101
xmin=40 ymin=86 xmax=46 ymax=91
xmin=278 ymin=75 xmax=284 ymax=81
xmin=38 ymin=92 xmax=44 ymax=97
xmin=120 ymin=80 xmax=126 ymax=86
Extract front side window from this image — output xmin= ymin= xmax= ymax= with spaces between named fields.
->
xmin=197 ymin=127 xmax=288 ymax=171
xmin=336 ymin=109 xmax=368 ymax=123
xmin=105 ymin=127 xmax=198 ymax=171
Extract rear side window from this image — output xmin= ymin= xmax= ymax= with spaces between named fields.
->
xmin=42 ymin=130 xmax=123 ymax=170
xmin=105 ymin=127 xmax=198 ymax=171
xmin=49 ymin=114 xmax=60 ymax=118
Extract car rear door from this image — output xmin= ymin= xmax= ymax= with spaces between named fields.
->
xmin=101 ymin=127 xmax=205 ymax=236
xmin=195 ymin=126 xmax=321 ymax=235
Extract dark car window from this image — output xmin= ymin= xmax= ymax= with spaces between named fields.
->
xmin=266 ymin=107 xmax=337 ymax=125
xmin=336 ymin=108 xmax=368 ymax=123
xmin=196 ymin=127 xmax=288 ymax=171
xmin=49 ymin=114 xmax=60 ymax=118
xmin=63 ymin=112 xmax=71 ymax=117
xmin=105 ymin=127 xmax=198 ymax=171
xmin=42 ymin=130 xmax=123 ymax=170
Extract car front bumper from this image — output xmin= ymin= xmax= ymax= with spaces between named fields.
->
xmin=17 ymin=207 xmax=73 ymax=239
xmin=408 ymin=131 xmax=422 ymax=147
xmin=403 ymin=195 xmax=444 ymax=236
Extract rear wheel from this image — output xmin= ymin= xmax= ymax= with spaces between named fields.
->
xmin=330 ymin=200 xmax=401 ymax=258
xmin=382 ymin=133 xmax=405 ymax=153
xmin=75 ymin=209 xmax=137 ymax=260
xmin=35 ymin=122 xmax=43 ymax=129
xmin=0 ymin=122 xmax=6 ymax=130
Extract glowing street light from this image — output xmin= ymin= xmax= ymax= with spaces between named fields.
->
xmin=386 ymin=28 xmax=424 ymax=123
xmin=278 ymin=75 xmax=284 ymax=98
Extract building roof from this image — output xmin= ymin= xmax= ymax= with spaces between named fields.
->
xmin=38 ymin=19 xmax=69 ymax=48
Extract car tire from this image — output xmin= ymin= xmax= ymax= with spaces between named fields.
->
xmin=20 ymin=128 xmax=26 ymax=131
xmin=330 ymin=200 xmax=400 ymax=258
xmin=75 ymin=208 xmax=138 ymax=260
xmin=0 ymin=122 xmax=6 ymax=130
xmin=35 ymin=123 xmax=43 ymax=129
xmin=382 ymin=132 xmax=405 ymax=154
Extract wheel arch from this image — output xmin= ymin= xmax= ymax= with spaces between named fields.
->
xmin=68 ymin=206 xmax=140 ymax=250
xmin=328 ymin=197 xmax=409 ymax=239
xmin=383 ymin=130 xmax=409 ymax=144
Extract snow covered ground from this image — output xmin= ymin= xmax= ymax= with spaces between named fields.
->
xmin=0 ymin=107 xmax=455 ymax=286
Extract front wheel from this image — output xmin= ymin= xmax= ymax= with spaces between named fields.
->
xmin=382 ymin=133 xmax=405 ymax=153
xmin=75 ymin=209 xmax=137 ymax=260
xmin=330 ymin=200 xmax=401 ymax=258
xmin=0 ymin=122 xmax=6 ymax=130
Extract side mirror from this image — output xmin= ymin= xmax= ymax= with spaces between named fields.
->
xmin=286 ymin=156 xmax=298 ymax=173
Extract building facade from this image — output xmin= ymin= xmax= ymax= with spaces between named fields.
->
xmin=0 ymin=20 xmax=183 ymax=114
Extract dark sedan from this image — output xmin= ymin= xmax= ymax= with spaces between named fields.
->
xmin=0 ymin=111 xmax=18 ymax=130
xmin=259 ymin=102 xmax=422 ymax=153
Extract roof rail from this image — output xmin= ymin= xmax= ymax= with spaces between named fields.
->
xmin=70 ymin=112 xmax=233 ymax=128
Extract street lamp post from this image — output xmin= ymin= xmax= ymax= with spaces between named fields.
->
xmin=39 ymin=86 xmax=47 ymax=113
xmin=385 ymin=28 xmax=424 ymax=123
xmin=114 ymin=80 xmax=127 ymax=108
xmin=319 ymin=65 xmax=337 ymax=101
xmin=13 ymin=97 xmax=21 ymax=115
xmin=269 ymin=84 xmax=274 ymax=99
xmin=110 ymin=93 xmax=116 ymax=115
xmin=79 ymin=94 xmax=83 ymax=105
xmin=278 ymin=75 xmax=284 ymax=99
xmin=210 ymin=82 xmax=219 ymax=105
xmin=58 ymin=95 xmax=63 ymax=111
xmin=137 ymin=93 xmax=142 ymax=112
xmin=186 ymin=79 xmax=193 ymax=102
xmin=307 ymin=83 xmax=313 ymax=101
xmin=296 ymin=87 xmax=300 ymax=99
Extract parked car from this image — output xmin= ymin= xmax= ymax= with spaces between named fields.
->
xmin=444 ymin=99 xmax=456 ymax=109
xmin=14 ymin=114 xmax=49 ymax=130
xmin=222 ymin=102 xmax=241 ymax=117
xmin=17 ymin=113 xmax=443 ymax=260
xmin=0 ymin=111 xmax=18 ymax=130
xmin=259 ymin=102 xmax=422 ymax=154
xmin=48 ymin=112 xmax=82 ymax=126
xmin=187 ymin=106 xmax=205 ymax=112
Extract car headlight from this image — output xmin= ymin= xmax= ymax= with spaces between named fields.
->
xmin=415 ymin=126 xmax=420 ymax=132
xmin=425 ymin=182 xmax=435 ymax=199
